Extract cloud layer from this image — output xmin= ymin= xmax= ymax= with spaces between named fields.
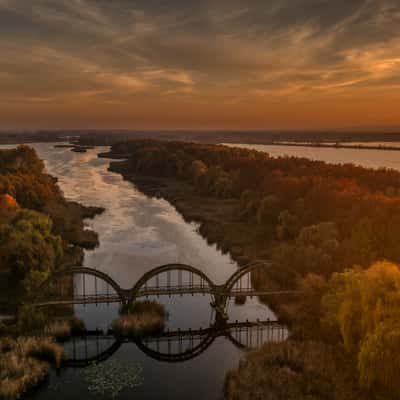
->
xmin=1 ymin=0 xmax=399 ymax=129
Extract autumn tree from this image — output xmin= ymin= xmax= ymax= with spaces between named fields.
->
xmin=322 ymin=261 xmax=400 ymax=396
xmin=0 ymin=210 xmax=63 ymax=288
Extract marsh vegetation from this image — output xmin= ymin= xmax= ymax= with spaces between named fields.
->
xmin=0 ymin=337 xmax=64 ymax=400
xmin=112 ymin=300 xmax=167 ymax=338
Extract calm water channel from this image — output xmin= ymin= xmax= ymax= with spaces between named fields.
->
xmin=11 ymin=143 xmax=281 ymax=400
xmin=8 ymin=140 xmax=399 ymax=399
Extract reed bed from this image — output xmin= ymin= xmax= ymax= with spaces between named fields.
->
xmin=44 ymin=317 xmax=86 ymax=341
xmin=112 ymin=300 xmax=167 ymax=338
xmin=0 ymin=337 xmax=65 ymax=400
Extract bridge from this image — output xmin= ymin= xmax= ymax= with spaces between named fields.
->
xmin=64 ymin=318 xmax=288 ymax=366
xmin=30 ymin=261 xmax=299 ymax=317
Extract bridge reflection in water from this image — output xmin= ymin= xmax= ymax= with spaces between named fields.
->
xmin=31 ymin=261 xmax=291 ymax=365
xmin=64 ymin=319 xmax=288 ymax=366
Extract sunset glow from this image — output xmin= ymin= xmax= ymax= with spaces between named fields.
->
xmin=1 ymin=0 xmax=399 ymax=130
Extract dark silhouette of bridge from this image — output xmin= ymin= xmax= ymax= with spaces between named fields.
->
xmin=64 ymin=318 xmax=288 ymax=366
xmin=31 ymin=261 xmax=299 ymax=319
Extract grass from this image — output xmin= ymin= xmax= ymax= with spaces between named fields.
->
xmin=0 ymin=337 xmax=65 ymax=400
xmin=112 ymin=300 xmax=167 ymax=338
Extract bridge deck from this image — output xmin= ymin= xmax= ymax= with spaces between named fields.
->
xmin=33 ymin=295 xmax=122 ymax=307
xmin=32 ymin=289 xmax=299 ymax=307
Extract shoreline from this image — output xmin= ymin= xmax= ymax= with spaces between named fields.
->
xmin=234 ymin=141 xmax=400 ymax=151
xmin=105 ymin=156 xmax=289 ymax=322
xmin=108 ymin=159 xmax=254 ymax=266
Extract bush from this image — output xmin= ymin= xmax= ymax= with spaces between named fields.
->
xmin=44 ymin=317 xmax=86 ymax=341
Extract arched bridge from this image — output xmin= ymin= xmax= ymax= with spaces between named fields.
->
xmin=30 ymin=261 xmax=299 ymax=315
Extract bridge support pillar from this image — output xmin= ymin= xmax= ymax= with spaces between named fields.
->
xmin=211 ymin=293 xmax=228 ymax=327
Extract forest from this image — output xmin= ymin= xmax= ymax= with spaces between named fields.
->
xmin=106 ymin=139 xmax=400 ymax=399
xmin=0 ymin=145 xmax=102 ymax=306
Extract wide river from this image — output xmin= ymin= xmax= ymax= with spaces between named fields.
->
xmin=12 ymin=143 xmax=280 ymax=400
xmin=224 ymin=142 xmax=400 ymax=171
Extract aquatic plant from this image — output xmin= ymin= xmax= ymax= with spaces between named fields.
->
xmin=84 ymin=359 xmax=143 ymax=398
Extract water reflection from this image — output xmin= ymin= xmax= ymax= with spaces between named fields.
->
xmin=64 ymin=318 xmax=287 ymax=366
xmin=19 ymin=143 xmax=279 ymax=400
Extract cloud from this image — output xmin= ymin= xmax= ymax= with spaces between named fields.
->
xmin=0 ymin=0 xmax=399 ymax=128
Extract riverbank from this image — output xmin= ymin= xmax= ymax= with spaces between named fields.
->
xmin=108 ymin=164 xmax=259 ymax=266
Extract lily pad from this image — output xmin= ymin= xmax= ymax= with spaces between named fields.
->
xmin=84 ymin=359 xmax=143 ymax=398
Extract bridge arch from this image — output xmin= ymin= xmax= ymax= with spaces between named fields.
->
xmin=130 ymin=263 xmax=216 ymax=301
xmin=32 ymin=266 xmax=125 ymax=306
xmin=225 ymin=261 xmax=272 ymax=295
xmin=65 ymin=336 xmax=122 ymax=368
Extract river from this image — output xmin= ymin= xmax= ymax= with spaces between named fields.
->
xmin=224 ymin=142 xmax=400 ymax=171
xmin=6 ymin=143 xmax=281 ymax=400
xmin=4 ymin=140 xmax=400 ymax=399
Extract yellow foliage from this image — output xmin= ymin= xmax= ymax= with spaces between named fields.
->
xmin=322 ymin=260 xmax=400 ymax=395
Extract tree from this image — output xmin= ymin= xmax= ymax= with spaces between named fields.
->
xmin=276 ymin=210 xmax=301 ymax=240
xmin=322 ymin=261 xmax=400 ymax=396
xmin=292 ymin=222 xmax=340 ymax=276
xmin=256 ymin=195 xmax=280 ymax=225
xmin=0 ymin=210 xmax=63 ymax=288
xmin=189 ymin=160 xmax=208 ymax=182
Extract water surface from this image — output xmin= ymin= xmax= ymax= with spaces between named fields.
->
xmin=224 ymin=142 xmax=400 ymax=171
xmin=5 ymin=140 xmax=398 ymax=399
xmin=11 ymin=143 xmax=280 ymax=400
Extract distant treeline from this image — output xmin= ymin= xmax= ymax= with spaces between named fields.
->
xmin=4 ymin=129 xmax=400 ymax=146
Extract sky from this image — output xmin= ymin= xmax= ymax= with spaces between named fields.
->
xmin=0 ymin=0 xmax=400 ymax=130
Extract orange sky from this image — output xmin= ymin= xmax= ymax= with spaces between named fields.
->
xmin=0 ymin=0 xmax=399 ymax=130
